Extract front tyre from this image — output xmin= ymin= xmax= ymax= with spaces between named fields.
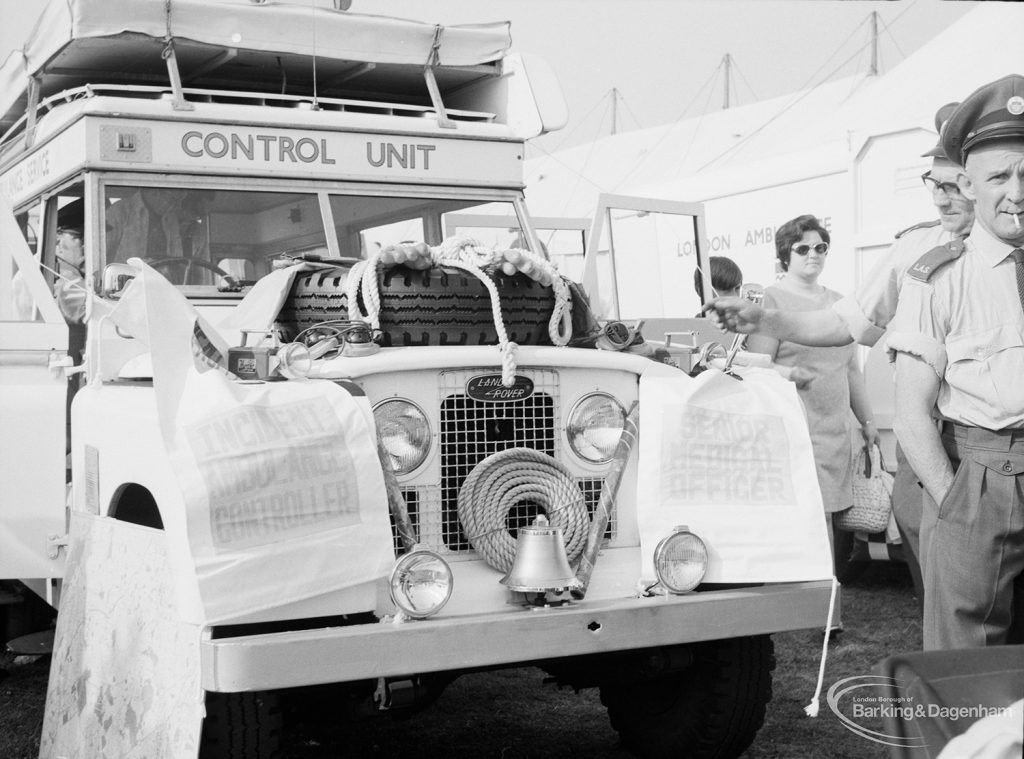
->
xmin=200 ymin=691 xmax=283 ymax=759
xmin=600 ymin=636 xmax=774 ymax=759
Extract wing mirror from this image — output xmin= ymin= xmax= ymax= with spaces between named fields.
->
xmin=101 ymin=263 xmax=137 ymax=299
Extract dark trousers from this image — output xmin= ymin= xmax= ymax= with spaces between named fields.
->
xmin=921 ymin=423 xmax=1024 ymax=650
xmin=891 ymin=443 xmax=925 ymax=609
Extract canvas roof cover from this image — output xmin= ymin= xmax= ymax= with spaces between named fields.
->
xmin=0 ymin=0 xmax=512 ymax=136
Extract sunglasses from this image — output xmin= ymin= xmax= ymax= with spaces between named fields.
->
xmin=920 ymin=172 xmax=962 ymax=197
xmin=791 ymin=242 xmax=830 ymax=256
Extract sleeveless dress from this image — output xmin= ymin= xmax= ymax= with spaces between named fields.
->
xmin=764 ymin=284 xmax=855 ymax=513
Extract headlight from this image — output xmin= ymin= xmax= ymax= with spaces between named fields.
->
xmin=653 ymin=526 xmax=709 ymax=593
xmin=567 ymin=393 xmax=626 ymax=463
xmin=374 ymin=399 xmax=431 ymax=474
xmin=389 ymin=548 xmax=453 ymax=619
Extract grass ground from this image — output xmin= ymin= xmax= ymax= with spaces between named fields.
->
xmin=1 ymin=562 xmax=917 ymax=758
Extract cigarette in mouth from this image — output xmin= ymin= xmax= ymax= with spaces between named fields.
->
xmin=1015 ymin=213 xmax=1022 ymax=230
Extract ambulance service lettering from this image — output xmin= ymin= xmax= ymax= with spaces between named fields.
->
xmin=180 ymin=131 xmax=336 ymax=164
xmin=1 ymin=148 xmax=51 ymax=199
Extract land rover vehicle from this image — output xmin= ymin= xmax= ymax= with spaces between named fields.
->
xmin=0 ymin=2 xmax=832 ymax=757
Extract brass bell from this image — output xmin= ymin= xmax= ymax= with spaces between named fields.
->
xmin=501 ymin=515 xmax=582 ymax=593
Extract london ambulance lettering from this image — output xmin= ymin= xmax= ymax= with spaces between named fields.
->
xmin=674 ymin=217 xmax=833 ymax=256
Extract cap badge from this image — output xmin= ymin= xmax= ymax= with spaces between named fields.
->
xmin=1008 ymin=96 xmax=1024 ymax=116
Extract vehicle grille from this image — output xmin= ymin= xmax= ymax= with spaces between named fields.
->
xmin=386 ymin=368 xmax=616 ymax=555
xmin=438 ymin=368 xmax=559 ymax=551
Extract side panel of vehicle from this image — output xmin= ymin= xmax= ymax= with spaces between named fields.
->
xmin=0 ymin=197 xmax=69 ymax=582
xmin=71 ymin=381 xmax=386 ymax=624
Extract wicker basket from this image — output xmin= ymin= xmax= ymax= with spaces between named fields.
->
xmin=837 ymin=444 xmax=893 ymax=534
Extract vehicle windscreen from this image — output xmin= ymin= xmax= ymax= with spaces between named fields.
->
xmin=102 ymin=185 xmax=527 ymax=295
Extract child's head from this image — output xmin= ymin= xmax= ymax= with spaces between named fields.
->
xmin=694 ymin=256 xmax=743 ymax=301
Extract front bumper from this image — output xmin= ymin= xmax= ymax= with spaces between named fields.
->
xmin=201 ymin=579 xmax=832 ymax=692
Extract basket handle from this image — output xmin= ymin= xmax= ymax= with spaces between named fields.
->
xmin=861 ymin=443 xmax=887 ymax=478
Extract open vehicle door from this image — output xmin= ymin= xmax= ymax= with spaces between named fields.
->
xmin=0 ymin=194 xmax=70 ymax=596
xmin=444 ymin=211 xmax=590 ymax=283
xmin=581 ymin=193 xmax=729 ymax=348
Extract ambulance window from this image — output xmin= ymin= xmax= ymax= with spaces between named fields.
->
xmin=442 ymin=202 xmax=526 ymax=251
xmin=2 ymin=207 xmax=42 ymax=322
xmin=42 ymin=189 xmax=87 ymax=325
xmin=329 ymin=195 xmax=526 ymax=257
xmin=104 ymin=186 xmax=323 ymax=290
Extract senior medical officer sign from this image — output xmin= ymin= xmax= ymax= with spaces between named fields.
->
xmin=637 ymin=363 xmax=833 ymax=584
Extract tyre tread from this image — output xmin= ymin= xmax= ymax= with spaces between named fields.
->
xmin=200 ymin=691 xmax=283 ymax=759
xmin=600 ymin=636 xmax=774 ymax=759
xmin=277 ymin=264 xmax=557 ymax=347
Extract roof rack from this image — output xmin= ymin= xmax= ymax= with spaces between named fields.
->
xmin=0 ymin=83 xmax=498 ymax=153
xmin=0 ymin=0 xmax=514 ymax=146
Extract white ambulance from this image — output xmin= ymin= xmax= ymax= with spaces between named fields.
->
xmin=0 ymin=2 xmax=832 ymax=757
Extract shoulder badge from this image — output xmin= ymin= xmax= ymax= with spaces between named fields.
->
xmin=907 ymin=238 xmax=966 ymax=283
xmin=894 ymin=219 xmax=941 ymax=240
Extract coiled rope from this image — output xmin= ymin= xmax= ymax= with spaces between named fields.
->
xmin=345 ymin=236 xmax=573 ymax=387
xmin=457 ymin=448 xmax=590 ymax=573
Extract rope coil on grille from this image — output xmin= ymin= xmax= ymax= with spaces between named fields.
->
xmin=457 ymin=448 xmax=590 ymax=573
xmin=344 ymin=236 xmax=572 ymax=387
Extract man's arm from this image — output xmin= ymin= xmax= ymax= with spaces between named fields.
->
xmin=703 ymin=297 xmax=854 ymax=347
xmin=892 ymin=352 xmax=954 ymax=506
xmin=847 ymin=353 xmax=880 ymax=448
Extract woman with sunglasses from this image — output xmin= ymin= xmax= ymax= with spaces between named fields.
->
xmin=746 ymin=214 xmax=878 ymax=632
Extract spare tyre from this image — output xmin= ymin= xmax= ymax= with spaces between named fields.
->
xmin=277 ymin=264 xmax=557 ymax=347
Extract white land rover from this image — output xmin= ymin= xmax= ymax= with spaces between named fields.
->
xmin=0 ymin=2 xmax=832 ymax=757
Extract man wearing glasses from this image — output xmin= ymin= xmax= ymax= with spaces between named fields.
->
xmin=702 ymin=102 xmax=972 ymax=347
xmin=887 ymin=74 xmax=1024 ymax=649
xmin=701 ymin=103 xmax=975 ymax=604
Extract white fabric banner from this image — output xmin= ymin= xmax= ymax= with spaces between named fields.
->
xmin=638 ymin=366 xmax=833 ymax=584
xmin=109 ymin=259 xmax=393 ymax=623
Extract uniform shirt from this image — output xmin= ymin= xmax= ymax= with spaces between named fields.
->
xmin=55 ymin=248 xmax=86 ymax=324
xmin=832 ymin=221 xmax=951 ymax=347
xmin=886 ymin=222 xmax=1024 ymax=430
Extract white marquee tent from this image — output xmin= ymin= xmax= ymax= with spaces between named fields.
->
xmin=524 ymin=3 xmax=1024 ymax=295
xmin=522 ymin=2 xmax=1023 ymax=445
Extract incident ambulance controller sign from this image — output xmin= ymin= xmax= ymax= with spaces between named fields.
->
xmin=93 ymin=119 xmax=523 ymax=186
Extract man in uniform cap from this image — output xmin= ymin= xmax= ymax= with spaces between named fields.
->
xmin=887 ymin=74 xmax=1024 ymax=650
xmin=53 ymin=198 xmax=86 ymax=323
xmin=700 ymin=102 xmax=974 ymax=605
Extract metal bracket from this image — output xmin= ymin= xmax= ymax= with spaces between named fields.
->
xmin=423 ymin=67 xmax=455 ymax=129
xmin=47 ymin=352 xmax=79 ymax=380
xmin=24 ymin=75 xmax=41 ymax=148
xmin=423 ymin=25 xmax=455 ymax=129
xmin=47 ymin=533 xmax=69 ymax=560
xmin=162 ymin=42 xmax=195 ymax=112
xmin=373 ymin=677 xmax=417 ymax=710
xmin=184 ymin=47 xmax=238 ymax=84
